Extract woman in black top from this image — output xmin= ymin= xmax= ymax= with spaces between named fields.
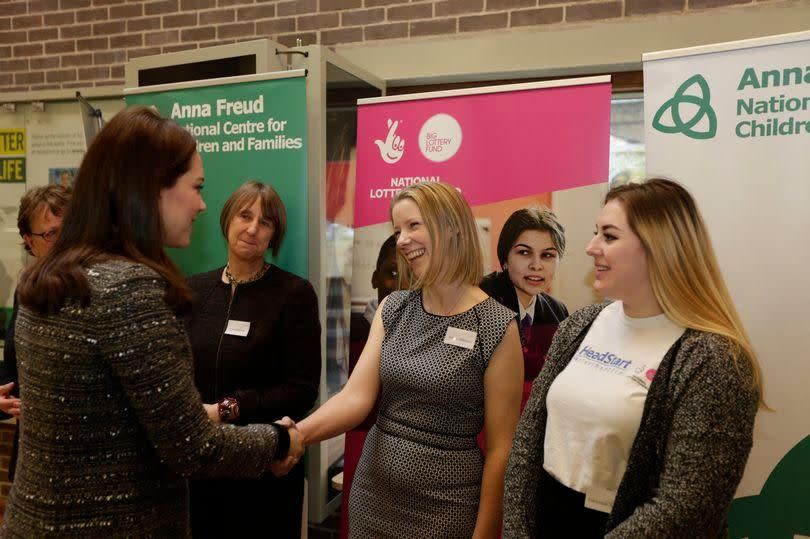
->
xmin=184 ymin=180 xmax=321 ymax=537
xmin=480 ymin=206 xmax=568 ymax=382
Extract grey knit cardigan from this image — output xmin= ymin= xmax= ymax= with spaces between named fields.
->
xmin=2 ymin=260 xmax=281 ymax=537
xmin=503 ymin=302 xmax=759 ymax=538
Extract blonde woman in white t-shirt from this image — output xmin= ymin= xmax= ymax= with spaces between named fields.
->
xmin=503 ymin=178 xmax=764 ymax=538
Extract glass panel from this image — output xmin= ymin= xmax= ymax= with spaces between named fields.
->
xmin=323 ymin=65 xmax=381 ymax=400
xmin=609 ymin=94 xmax=645 ymax=187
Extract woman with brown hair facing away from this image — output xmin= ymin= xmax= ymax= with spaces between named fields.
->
xmin=2 ymin=106 xmax=302 ymax=537
xmin=503 ymin=179 xmax=763 ymax=538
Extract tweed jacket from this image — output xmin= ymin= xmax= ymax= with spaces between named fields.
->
xmin=503 ymin=302 xmax=759 ymax=538
xmin=2 ymin=260 xmax=281 ymax=537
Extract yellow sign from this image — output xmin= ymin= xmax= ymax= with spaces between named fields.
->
xmin=0 ymin=129 xmax=26 ymax=182
xmin=0 ymin=158 xmax=25 ymax=182
xmin=0 ymin=129 xmax=25 ymax=155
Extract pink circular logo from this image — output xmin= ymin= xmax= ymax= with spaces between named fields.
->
xmin=645 ymin=369 xmax=657 ymax=382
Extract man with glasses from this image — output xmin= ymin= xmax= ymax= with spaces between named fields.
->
xmin=0 ymin=184 xmax=71 ymax=480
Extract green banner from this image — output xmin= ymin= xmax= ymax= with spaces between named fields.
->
xmin=126 ymin=74 xmax=308 ymax=279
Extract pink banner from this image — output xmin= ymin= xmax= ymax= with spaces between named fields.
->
xmin=355 ymin=81 xmax=612 ymax=227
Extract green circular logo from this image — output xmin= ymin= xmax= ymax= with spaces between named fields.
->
xmin=653 ymin=74 xmax=717 ymax=140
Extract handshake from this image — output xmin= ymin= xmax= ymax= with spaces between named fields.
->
xmin=203 ymin=403 xmax=305 ymax=477
xmin=270 ymin=416 xmax=305 ymax=478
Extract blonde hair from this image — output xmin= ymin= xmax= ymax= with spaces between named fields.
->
xmin=390 ymin=182 xmax=482 ymax=289
xmin=606 ymin=179 xmax=765 ymax=406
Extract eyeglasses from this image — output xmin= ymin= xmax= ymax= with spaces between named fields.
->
xmin=29 ymin=228 xmax=59 ymax=242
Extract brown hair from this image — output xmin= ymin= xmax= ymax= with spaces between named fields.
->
xmin=17 ymin=185 xmax=72 ymax=255
xmin=605 ymin=178 xmax=764 ymax=406
xmin=219 ymin=181 xmax=287 ymax=257
xmin=391 ymin=182 xmax=482 ymax=289
xmin=496 ymin=206 xmax=565 ymax=267
xmin=18 ymin=106 xmax=197 ymax=314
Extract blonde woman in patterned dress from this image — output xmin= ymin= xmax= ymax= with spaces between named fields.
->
xmin=281 ymin=182 xmax=524 ymax=538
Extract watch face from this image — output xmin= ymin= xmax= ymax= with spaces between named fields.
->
xmin=218 ymin=398 xmax=239 ymax=422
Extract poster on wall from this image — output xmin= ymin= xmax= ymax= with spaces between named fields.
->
xmin=0 ymin=99 xmax=126 ymax=331
xmin=341 ymin=76 xmax=612 ymax=537
xmin=124 ymin=70 xmax=308 ymax=279
xmin=351 ymin=77 xmax=612 ymax=326
xmin=48 ymin=167 xmax=78 ymax=188
xmin=643 ymin=31 xmax=810 ymax=537
xmin=0 ymin=129 xmax=26 ymax=184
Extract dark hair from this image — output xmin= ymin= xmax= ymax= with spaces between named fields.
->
xmin=17 ymin=185 xmax=72 ymax=255
xmin=219 ymin=181 xmax=287 ymax=257
xmin=375 ymin=234 xmax=397 ymax=270
xmin=496 ymin=206 xmax=566 ymax=267
xmin=18 ymin=106 xmax=197 ymax=314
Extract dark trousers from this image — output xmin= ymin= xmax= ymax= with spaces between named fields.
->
xmin=535 ymin=469 xmax=609 ymax=538
xmin=190 ymin=460 xmax=305 ymax=538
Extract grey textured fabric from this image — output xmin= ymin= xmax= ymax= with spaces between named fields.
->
xmin=503 ymin=302 xmax=759 ymax=538
xmin=2 ymin=260 xmax=280 ymax=538
xmin=349 ymin=290 xmax=515 ymax=538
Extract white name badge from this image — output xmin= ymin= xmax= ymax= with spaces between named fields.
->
xmin=584 ymin=484 xmax=615 ymax=513
xmin=225 ymin=320 xmax=251 ymax=337
xmin=443 ymin=326 xmax=477 ymax=349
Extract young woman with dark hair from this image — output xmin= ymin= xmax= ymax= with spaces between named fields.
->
xmin=480 ymin=206 xmax=569 ymax=383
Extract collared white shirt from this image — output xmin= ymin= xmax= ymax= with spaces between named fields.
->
xmin=517 ymin=292 xmax=537 ymax=324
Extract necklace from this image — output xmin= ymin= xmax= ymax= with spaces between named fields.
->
xmin=225 ymin=261 xmax=270 ymax=286
xmin=427 ymin=288 xmax=467 ymax=316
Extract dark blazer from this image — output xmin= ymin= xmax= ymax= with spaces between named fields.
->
xmin=480 ymin=271 xmax=568 ymax=380
xmin=184 ymin=264 xmax=321 ymax=536
xmin=185 ymin=264 xmax=321 ymax=423
xmin=480 ymin=271 xmax=568 ymax=327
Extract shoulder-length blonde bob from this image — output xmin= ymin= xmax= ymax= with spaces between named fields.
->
xmin=606 ymin=178 xmax=764 ymax=406
xmin=390 ymin=182 xmax=482 ymax=289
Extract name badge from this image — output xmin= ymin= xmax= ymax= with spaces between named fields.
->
xmin=584 ymin=485 xmax=615 ymax=513
xmin=443 ymin=326 xmax=477 ymax=349
xmin=225 ymin=320 xmax=251 ymax=337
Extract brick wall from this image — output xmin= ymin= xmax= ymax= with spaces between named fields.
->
xmin=0 ymin=0 xmax=785 ymax=93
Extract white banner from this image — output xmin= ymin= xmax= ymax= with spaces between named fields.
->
xmin=644 ymin=31 xmax=810 ymax=537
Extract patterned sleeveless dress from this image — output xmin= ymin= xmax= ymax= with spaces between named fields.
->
xmin=348 ymin=290 xmax=516 ymax=538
